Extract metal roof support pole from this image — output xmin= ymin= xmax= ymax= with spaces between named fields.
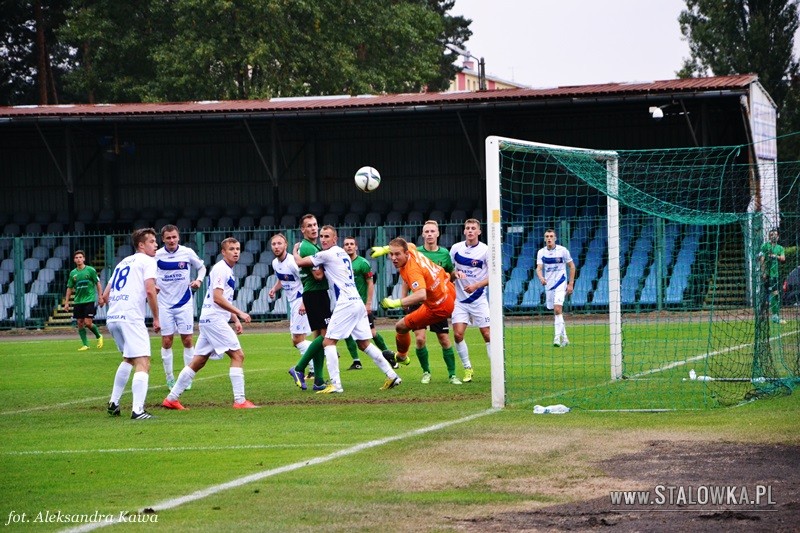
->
xmin=456 ymin=111 xmax=484 ymax=179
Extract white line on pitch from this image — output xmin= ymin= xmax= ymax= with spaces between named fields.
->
xmin=59 ymin=408 xmax=498 ymax=533
xmin=0 ymin=369 xmax=266 ymax=416
xmin=5 ymin=443 xmax=341 ymax=456
xmin=631 ymin=327 xmax=799 ymax=378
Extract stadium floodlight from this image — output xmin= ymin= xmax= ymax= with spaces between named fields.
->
xmin=445 ymin=43 xmax=486 ymax=91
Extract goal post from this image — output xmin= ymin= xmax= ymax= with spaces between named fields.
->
xmin=486 ymin=136 xmax=622 ymax=408
xmin=485 ymin=136 xmax=505 ymax=409
xmin=485 ymin=135 xmax=797 ymax=410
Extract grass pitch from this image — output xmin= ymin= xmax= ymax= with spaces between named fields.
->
xmin=1 ymin=326 xmax=798 ymax=532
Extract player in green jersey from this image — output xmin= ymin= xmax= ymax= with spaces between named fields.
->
xmin=342 ymin=236 xmax=393 ymax=369
xmin=760 ymin=228 xmax=786 ymax=324
xmin=64 ymin=250 xmax=104 ymax=351
xmin=287 ymin=214 xmax=329 ymax=391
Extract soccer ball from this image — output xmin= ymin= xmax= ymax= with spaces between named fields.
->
xmin=354 ymin=166 xmax=381 ymax=193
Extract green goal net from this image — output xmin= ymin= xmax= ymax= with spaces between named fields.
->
xmin=485 ymin=136 xmax=799 ymax=410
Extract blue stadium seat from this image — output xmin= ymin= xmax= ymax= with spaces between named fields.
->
xmin=520 ymin=282 xmax=543 ymax=308
xmin=570 ymin=272 xmax=591 ymax=307
xmin=502 ymin=253 xmax=512 ymax=273
xmin=509 ymin=266 xmax=530 ymax=282
xmin=503 ymin=279 xmax=525 ymax=308
xmin=259 ymin=215 xmax=276 ymax=228
xmin=639 ymin=269 xmax=658 ymax=305
xmin=516 ymin=255 xmax=535 ymax=271
xmin=590 ymin=266 xmax=610 ymax=306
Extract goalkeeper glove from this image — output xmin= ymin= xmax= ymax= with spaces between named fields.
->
xmin=381 ymin=297 xmax=402 ymax=309
xmin=370 ymin=245 xmax=390 ymax=258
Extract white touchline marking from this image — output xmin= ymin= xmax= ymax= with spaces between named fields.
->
xmin=59 ymin=408 xmax=499 ymax=533
xmin=4 ymin=443 xmax=341 ymax=456
xmin=0 ymin=369 xmax=267 ymax=416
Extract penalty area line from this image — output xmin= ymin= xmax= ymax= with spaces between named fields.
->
xmin=60 ymin=408 xmax=498 ymax=533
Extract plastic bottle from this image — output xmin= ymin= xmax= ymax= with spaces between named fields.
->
xmin=533 ymin=404 xmax=570 ymax=414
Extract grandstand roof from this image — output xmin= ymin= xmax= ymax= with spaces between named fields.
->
xmin=0 ymin=74 xmax=760 ymax=122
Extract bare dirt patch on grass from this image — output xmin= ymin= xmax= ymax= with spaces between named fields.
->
xmin=460 ymin=437 xmax=799 ymax=532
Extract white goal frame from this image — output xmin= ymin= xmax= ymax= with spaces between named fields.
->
xmin=485 ymin=136 xmax=622 ymax=409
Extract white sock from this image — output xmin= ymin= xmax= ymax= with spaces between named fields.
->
xmin=131 ymin=371 xmax=149 ymax=414
xmin=296 ymin=340 xmax=311 ymax=355
xmin=169 ymin=367 xmax=196 ymax=400
xmin=324 ymin=345 xmax=341 ymax=386
xmin=363 ymin=343 xmax=394 ymax=376
xmin=456 ymin=340 xmax=472 ymax=369
xmin=485 ymin=341 xmax=491 ymax=360
xmin=110 ymin=362 xmax=132 ymax=404
xmin=308 ymin=359 xmax=315 ymax=373
xmin=230 ymin=367 xmax=245 ymax=403
xmin=555 ymin=314 xmax=565 ymax=337
xmin=161 ymin=348 xmax=174 ymax=380
xmin=183 ymin=346 xmax=194 ymax=367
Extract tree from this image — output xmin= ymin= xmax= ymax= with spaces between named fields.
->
xmin=0 ymin=0 xmax=75 ymax=105
xmin=54 ymin=0 xmax=471 ymax=102
xmin=678 ymin=0 xmax=800 ymax=160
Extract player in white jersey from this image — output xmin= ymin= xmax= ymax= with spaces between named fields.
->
xmin=536 ymin=228 xmax=577 ymax=347
xmin=103 ymin=228 xmax=161 ymax=420
xmin=450 ymin=218 xmax=491 ymax=383
xmin=293 ymin=225 xmax=401 ymax=394
xmin=162 ymin=237 xmax=258 ymax=410
xmin=268 ymin=233 xmax=312 ymax=355
xmin=155 ymin=225 xmax=206 ymax=388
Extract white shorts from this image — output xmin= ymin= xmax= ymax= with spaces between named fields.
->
xmin=159 ymin=303 xmax=195 ymax=337
xmin=452 ymin=297 xmax=491 ymax=328
xmin=325 ymin=300 xmax=372 ymax=341
xmin=289 ymin=297 xmax=311 ymax=336
xmin=108 ymin=321 xmax=152 ymax=359
xmin=545 ymin=285 xmax=567 ymax=310
xmin=195 ymin=318 xmax=241 ymax=360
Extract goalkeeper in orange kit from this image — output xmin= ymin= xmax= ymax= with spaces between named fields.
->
xmin=372 ymin=238 xmax=456 ymax=365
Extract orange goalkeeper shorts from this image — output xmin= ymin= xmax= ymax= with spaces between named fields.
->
xmin=403 ymin=289 xmax=455 ymax=332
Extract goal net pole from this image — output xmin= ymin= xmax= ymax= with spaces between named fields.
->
xmin=485 ymin=136 xmax=506 ymax=409
xmin=607 ymin=158 xmax=623 ymax=380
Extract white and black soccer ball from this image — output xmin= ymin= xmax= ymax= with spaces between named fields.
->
xmin=354 ymin=166 xmax=381 ymax=193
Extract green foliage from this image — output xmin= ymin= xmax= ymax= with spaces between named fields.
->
xmin=0 ymin=0 xmax=75 ymax=105
xmin=35 ymin=0 xmax=471 ymax=103
xmin=678 ymin=0 xmax=799 ymax=107
xmin=678 ymin=0 xmax=800 ymax=200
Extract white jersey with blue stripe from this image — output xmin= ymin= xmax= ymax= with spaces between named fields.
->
xmin=272 ymin=254 xmax=303 ymax=302
xmin=155 ymin=244 xmax=204 ymax=309
xmin=450 ymin=240 xmax=489 ymax=304
xmin=309 ymin=245 xmax=361 ymax=306
xmin=200 ymin=259 xmax=236 ymax=322
xmin=537 ymin=244 xmax=573 ymax=290
xmin=106 ymin=252 xmax=157 ymax=324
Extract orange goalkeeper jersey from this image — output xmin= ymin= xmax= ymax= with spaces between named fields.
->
xmin=398 ymin=243 xmax=452 ymax=309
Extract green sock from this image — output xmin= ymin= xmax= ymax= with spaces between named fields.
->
xmin=416 ymin=346 xmax=430 ymax=373
xmin=90 ymin=324 xmax=101 ymax=338
xmin=296 ymin=336 xmax=323 ymax=373
xmin=345 ymin=336 xmax=359 ymax=360
xmin=373 ymin=332 xmax=389 ymax=351
xmin=442 ymin=346 xmax=456 ymax=377
xmin=771 ymin=294 xmax=780 ymax=316
xmin=78 ymin=328 xmax=88 ymax=346
xmin=312 ymin=349 xmax=326 ymax=386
